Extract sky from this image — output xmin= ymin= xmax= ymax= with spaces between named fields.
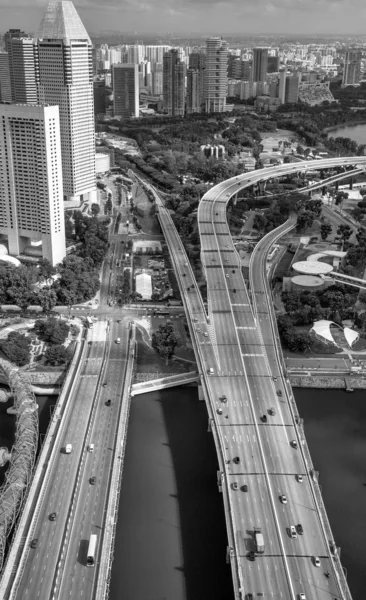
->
xmin=0 ymin=0 xmax=366 ymax=36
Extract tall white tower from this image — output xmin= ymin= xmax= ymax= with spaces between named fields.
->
xmin=204 ymin=37 xmax=228 ymax=114
xmin=0 ymin=104 xmax=66 ymax=266
xmin=36 ymin=1 xmax=96 ymax=204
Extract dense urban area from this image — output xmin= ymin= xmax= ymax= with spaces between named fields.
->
xmin=0 ymin=2 xmax=366 ymax=600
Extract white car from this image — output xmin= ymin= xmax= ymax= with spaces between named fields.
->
xmin=299 ymin=594 xmax=306 ymax=600
xmin=280 ymin=495 xmax=287 ymax=504
xmin=290 ymin=525 xmax=297 ymax=539
xmin=297 ymin=474 xmax=303 ymax=483
xmin=313 ymin=556 xmax=321 ymax=567
xmin=226 ymin=274 xmax=229 ymax=278
xmin=217 ymin=407 xmax=223 ymax=415
xmin=203 ymin=332 xmax=208 ymax=337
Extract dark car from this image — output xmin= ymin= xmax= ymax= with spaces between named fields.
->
xmin=102 ymin=382 xmax=107 ymax=388
xmin=30 ymin=539 xmax=38 ymax=549
xmin=233 ymin=456 xmax=240 ymax=464
xmin=261 ymin=415 xmax=267 ymax=423
xmin=241 ymin=484 xmax=248 ymax=492
xmin=276 ymin=390 xmax=283 ymax=397
xmin=105 ymin=399 xmax=112 ymax=406
xmin=90 ymin=476 xmax=96 ymax=485
xmin=296 ymin=523 xmax=304 ymax=535
xmin=49 ymin=512 xmax=57 ymax=521
xmin=247 ymin=551 xmax=255 ymax=561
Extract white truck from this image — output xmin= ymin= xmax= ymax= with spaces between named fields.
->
xmin=254 ymin=527 xmax=265 ymax=554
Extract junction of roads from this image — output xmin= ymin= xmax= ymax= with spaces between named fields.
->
xmin=1 ymin=156 xmax=366 ymax=600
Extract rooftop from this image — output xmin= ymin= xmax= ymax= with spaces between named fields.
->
xmin=36 ymin=1 xmax=91 ymax=45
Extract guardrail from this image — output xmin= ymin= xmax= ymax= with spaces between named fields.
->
xmin=250 ymin=220 xmax=352 ymax=600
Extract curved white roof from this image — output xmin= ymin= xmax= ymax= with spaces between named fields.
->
xmin=344 ymin=327 xmax=359 ymax=348
xmin=0 ymin=245 xmax=20 ymax=266
xmin=136 ymin=273 xmax=152 ymax=300
xmin=291 ymin=275 xmax=324 ymax=287
xmin=293 ymin=261 xmax=333 ymax=275
xmin=311 ymin=320 xmax=339 ymax=344
xmin=306 ymin=253 xmax=328 ymax=262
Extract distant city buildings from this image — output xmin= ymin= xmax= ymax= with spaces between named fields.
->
xmin=112 ymin=63 xmax=139 ymax=118
xmin=0 ymin=104 xmax=66 ymax=266
xmin=253 ymin=48 xmax=268 ymax=82
xmin=163 ymin=49 xmax=185 ymax=116
xmin=204 ymin=37 xmax=228 ymax=113
xmin=342 ymin=50 xmax=362 ymax=87
xmin=0 ymin=52 xmax=12 ymax=102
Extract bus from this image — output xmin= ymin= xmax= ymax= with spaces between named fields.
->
xmin=86 ymin=316 xmax=93 ymax=328
xmin=86 ymin=534 xmax=97 ymax=567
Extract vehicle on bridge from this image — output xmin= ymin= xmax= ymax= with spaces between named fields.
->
xmin=254 ymin=527 xmax=264 ymax=553
xmin=86 ymin=534 xmax=97 ymax=567
xmin=86 ymin=316 xmax=93 ymax=328
xmin=65 ymin=443 xmax=72 ymax=454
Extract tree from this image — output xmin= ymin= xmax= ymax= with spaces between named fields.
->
xmin=151 ymin=293 xmax=160 ymax=302
xmin=0 ymin=332 xmax=31 ymax=366
xmin=320 ymin=221 xmax=332 ymax=240
xmin=37 ymin=288 xmax=58 ymax=314
xmin=91 ymin=203 xmax=101 ymax=217
xmin=152 ymin=322 xmax=180 ymax=364
xmin=296 ymin=210 xmax=314 ymax=232
xmin=44 ymin=345 xmax=70 ymax=366
xmin=38 ymin=258 xmax=56 ymax=281
xmin=129 ymin=292 xmax=143 ymax=302
xmin=34 ymin=318 xmax=69 ymax=345
xmin=335 ymin=191 xmax=349 ymax=207
xmin=336 ymin=224 xmax=352 ymax=244
xmin=105 ymin=197 xmax=113 ymax=214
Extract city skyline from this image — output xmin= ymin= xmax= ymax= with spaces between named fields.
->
xmin=1 ymin=0 xmax=366 ymax=36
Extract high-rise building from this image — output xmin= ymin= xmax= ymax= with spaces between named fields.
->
xmin=163 ymin=49 xmax=186 ymax=116
xmin=267 ymin=56 xmax=280 ymax=73
xmin=342 ymin=50 xmax=362 ymax=87
xmin=253 ymin=47 xmax=268 ymax=82
xmin=36 ymin=0 xmax=96 ymax=204
xmin=186 ymin=69 xmax=201 ymax=114
xmin=278 ymin=69 xmax=286 ymax=104
xmin=127 ymin=45 xmax=145 ymax=64
xmin=113 ymin=63 xmax=139 ymax=118
xmin=145 ymin=45 xmax=171 ymax=64
xmin=4 ymin=29 xmax=28 ymax=52
xmin=204 ymin=37 xmax=228 ymax=113
xmin=152 ymin=70 xmax=163 ymax=95
xmin=285 ymin=74 xmax=299 ymax=103
xmin=189 ymin=52 xmax=205 ymax=108
xmin=93 ymin=79 xmax=106 ymax=115
xmin=0 ymin=52 xmax=12 ymax=102
xmin=0 ymin=104 xmax=66 ymax=266
xmin=7 ymin=37 xmax=38 ymax=104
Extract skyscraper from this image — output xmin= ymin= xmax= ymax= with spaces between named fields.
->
xmin=186 ymin=69 xmax=201 ymax=114
xmin=204 ymin=37 xmax=228 ymax=113
xmin=0 ymin=104 xmax=66 ymax=266
xmin=253 ymin=48 xmax=268 ymax=82
xmin=152 ymin=69 xmax=163 ymax=95
xmin=278 ymin=69 xmax=286 ymax=104
xmin=4 ymin=29 xmax=28 ymax=52
xmin=7 ymin=37 xmax=38 ymax=104
xmin=342 ymin=50 xmax=362 ymax=87
xmin=112 ymin=63 xmax=139 ymax=118
xmin=163 ymin=49 xmax=186 ymax=116
xmin=0 ymin=52 xmax=12 ymax=102
xmin=285 ymin=74 xmax=299 ymax=103
xmin=36 ymin=0 xmax=96 ymax=204
xmin=189 ymin=52 xmax=206 ymax=109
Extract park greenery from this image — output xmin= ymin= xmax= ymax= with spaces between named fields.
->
xmin=34 ymin=318 xmax=69 ymax=345
xmin=44 ymin=345 xmax=71 ymax=366
xmin=152 ymin=322 xmax=180 ymax=364
xmin=0 ymin=331 xmax=31 ymax=367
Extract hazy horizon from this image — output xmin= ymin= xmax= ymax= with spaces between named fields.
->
xmin=1 ymin=0 xmax=366 ymax=37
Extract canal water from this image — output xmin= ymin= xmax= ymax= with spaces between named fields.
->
xmin=111 ymin=386 xmax=366 ymax=600
xmin=328 ymin=122 xmax=366 ymax=145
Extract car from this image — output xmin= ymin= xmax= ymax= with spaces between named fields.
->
xmin=297 ymin=474 xmax=303 ymax=483
xmin=226 ymin=274 xmax=229 ymax=278
xmin=241 ymin=484 xmax=248 ymax=492
xmin=203 ymin=332 xmax=208 ymax=337
xmin=296 ymin=523 xmax=303 ymax=535
xmin=261 ymin=414 xmax=267 ymax=423
xmin=197 ymin=328 xmax=201 ymax=333
xmin=313 ymin=556 xmax=321 ymax=567
xmin=268 ymin=407 xmax=275 ymax=416
xmin=290 ymin=525 xmax=297 ymax=539
xmin=49 ymin=512 xmax=57 ymax=521
xmin=217 ymin=407 xmax=223 ymax=415
xmin=184 ymin=262 xmax=188 ymax=266
xmin=247 ymin=551 xmax=255 ymax=561
xmin=30 ymin=539 xmax=38 ymax=549
xmin=280 ymin=495 xmax=287 ymax=504
xmin=221 ymin=395 xmax=227 ymax=403
xmin=102 ymin=382 xmax=107 ymax=387
xmin=276 ymin=390 xmax=283 ymax=396
xmin=90 ymin=476 xmax=96 ymax=485
xmin=233 ymin=456 xmax=240 ymax=464
xmin=299 ymin=594 xmax=306 ymax=600
xmin=290 ymin=440 xmax=298 ymax=449
xmin=272 ymin=376 xmax=277 ymax=381
xmin=106 ymin=399 xmax=112 ymax=406
xmin=182 ymin=273 xmax=186 ymax=277
xmin=231 ymin=482 xmax=238 ymax=490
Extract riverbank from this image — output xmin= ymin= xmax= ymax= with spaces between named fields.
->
xmin=290 ymin=375 xmax=366 ymax=389
xmin=324 ymin=117 xmax=366 ymax=135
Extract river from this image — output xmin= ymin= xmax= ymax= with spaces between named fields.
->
xmin=111 ymin=386 xmax=366 ymax=600
xmin=328 ymin=122 xmax=366 ymax=145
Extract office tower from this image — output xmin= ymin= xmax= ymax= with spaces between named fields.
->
xmin=204 ymin=37 xmax=228 ymax=113
xmin=113 ymin=63 xmax=139 ymax=118
xmin=186 ymin=69 xmax=201 ymax=114
xmin=278 ymin=69 xmax=286 ymax=104
xmin=267 ymin=56 xmax=280 ymax=73
xmin=253 ymin=47 xmax=268 ymax=82
xmin=36 ymin=0 xmax=96 ymax=204
xmin=152 ymin=70 xmax=163 ymax=95
xmin=7 ymin=38 xmax=38 ymax=103
xmin=189 ymin=52 xmax=206 ymax=108
xmin=4 ymin=29 xmax=28 ymax=52
xmin=94 ymin=79 xmax=106 ymax=115
xmin=0 ymin=53 xmax=12 ymax=102
xmin=145 ymin=45 xmax=171 ymax=64
xmin=342 ymin=50 xmax=362 ymax=87
xmin=127 ymin=45 xmax=145 ymax=64
xmin=285 ymin=74 xmax=299 ymax=103
xmin=92 ymin=46 xmax=98 ymax=76
xmin=163 ymin=49 xmax=186 ymax=116
xmin=0 ymin=104 xmax=66 ymax=266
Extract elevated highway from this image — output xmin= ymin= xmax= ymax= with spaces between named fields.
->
xmin=131 ymin=371 xmax=200 ymax=395
xmin=140 ymin=157 xmax=366 ymax=600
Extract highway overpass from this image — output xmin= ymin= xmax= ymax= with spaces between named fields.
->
xmin=137 ymin=156 xmax=366 ymax=600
